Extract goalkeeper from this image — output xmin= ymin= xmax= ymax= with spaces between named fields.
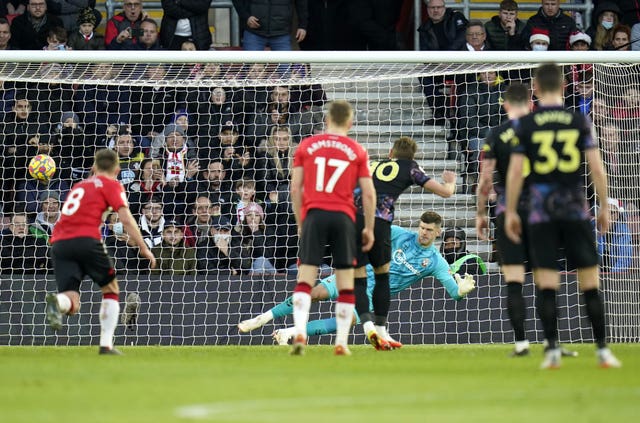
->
xmin=238 ymin=211 xmax=476 ymax=346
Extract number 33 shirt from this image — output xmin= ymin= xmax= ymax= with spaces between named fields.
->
xmin=51 ymin=175 xmax=128 ymax=243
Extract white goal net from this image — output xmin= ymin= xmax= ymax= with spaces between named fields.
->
xmin=0 ymin=51 xmax=638 ymax=346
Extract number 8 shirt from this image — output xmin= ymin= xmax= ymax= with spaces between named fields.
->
xmin=51 ymin=175 xmax=128 ymax=243
xmin=294 ymin=133 xmax=371 ymax=222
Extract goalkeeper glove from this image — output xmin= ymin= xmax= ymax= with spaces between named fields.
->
xmin=454 ymin=273 xmax=476 ymax=297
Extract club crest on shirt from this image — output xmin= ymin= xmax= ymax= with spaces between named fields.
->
xmin=422 ymin=258 xmax=430 ymax=267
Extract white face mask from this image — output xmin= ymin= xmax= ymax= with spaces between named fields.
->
xmin=602 ymin=20 xmax=614 ymax=30
xmin=532 ymin=44 xmax=548 ymax=51
xmin=112 ymin=222 xmax=124 ymax=235
xmin=214 ymin=233 xmax=231 ymax=243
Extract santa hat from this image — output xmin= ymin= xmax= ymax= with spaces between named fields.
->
xmin=569 ymin=31 xmax=592 ymax=46
xmin=529 ymin=28 xmax=550 ymax=44
xmin=607 ymin=197 xmax=625 ymax=212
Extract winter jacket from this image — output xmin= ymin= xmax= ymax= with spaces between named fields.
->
xmin=232 ymin=0 xmax=308 ymax=37
xmin=10 ymin=12 xmax=64 ymax=49
xmin=522 ymin=7 xmax=577 ymax=51
xmin=160 ymin=0 xmax=212 ymax=50
xmin=418 ymin=8 xmax=468 ymax=51
xmin=105 ymin=11 xmax=144 ymax=49
xmin=484 ymin=15 xmax=526 ymax=50
xmin=67 ymin=31 xmax=105 ymax=50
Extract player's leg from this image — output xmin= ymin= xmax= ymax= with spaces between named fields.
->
xmin=273 ymin=314 xmax=358 ymax=345
xmin=353 ymin=215 xmax=372 ymax=335
xmin=568 ymin=221 xmax=621 ymax=367
xmin=46 ymin=240 xmax=83 ymax=330
xmin=238 ymin=278 xmax=334 ymax=333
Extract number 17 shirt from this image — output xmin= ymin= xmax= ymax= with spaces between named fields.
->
xmin=294 ymin=133 xmax=371 ymax=222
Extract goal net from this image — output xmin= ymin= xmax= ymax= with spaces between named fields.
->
xmin=0 ymin=51 xmax=638 ymax=346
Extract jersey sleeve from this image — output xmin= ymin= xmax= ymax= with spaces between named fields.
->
xmin=104 ymin=179 xmax=128 ymax=211
xmin=510 ymin=119 xmax=527 ymax=154
xmin=293 ymin=141 xmax=306 ymax=167
xmin=357 ymin=148 xmax=372 ymax=178
xmin=579 ymin=114 xmax=597 ymax=150
xmin=433 ymin=254 xmax=462 ymax=301
xmin=483 ymin=127 xmax=498 ymax=159
xmin=410 ymin=161 xmax=431 ymax=186
xmin=390 ymin=225 xmax=409 ymax=248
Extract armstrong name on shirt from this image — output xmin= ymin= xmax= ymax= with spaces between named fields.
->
xmin=306 ymin=139 xmax=357 ymax=161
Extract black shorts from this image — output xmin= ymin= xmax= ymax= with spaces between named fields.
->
xmin=495 ymin=211 xmax=528 ymax=266
xmin=298 ymin=209 xmax=356 ymax=269
xmin=51 ymin=238 xmax=116 ymax=292
xmin=528 ymin=220 xmax=598 ymax=270
xmin=355 ymin=215 xmax=391 ymax=268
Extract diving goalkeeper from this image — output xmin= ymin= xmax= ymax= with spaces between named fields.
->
xmin=238 ymin=211 xmax=476 ymax=347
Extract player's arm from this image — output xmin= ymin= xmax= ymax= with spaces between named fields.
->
xmin=585 ymin=147 xmax=610 ymax=234
xmin=476 ymin=158 xmax=496 ymax=240
xmin=422 ymin=170 xmax=456 ymax=198
xmin=433 ymin=256 xmax=474 ymax=300
xmin=290 ymin=166 xmax=304 ymax=232
xmin=504 ymin=152 xmax=525 ymax=243
xmin=117 ymin=206 xmax=157 ymax=268
xmin=359 ymin=175 xmax=376 ymax=252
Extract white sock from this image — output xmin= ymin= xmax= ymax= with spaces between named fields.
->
xmin=260 ymin=310 xmax=274 ymax=322
xmin=515 ymin=340 xmax=530 ymax=352
xmin=335 ymin=302 xmax=354 ymax=347
xmin=99 ymin=298 xmax=120 ymax=348
xmin=292 ymin=292 xmax=311 ymax=338
xmin=281 ymin=327 xmax=295 ymax=340
xmin=56 ymin=294 xmax=72 ymax=314
xmin=363 ymin=320 xmax=376 ymax=335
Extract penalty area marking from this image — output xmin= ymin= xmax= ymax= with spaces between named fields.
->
xmin=175 ymin=394 xmax=435 ymax=420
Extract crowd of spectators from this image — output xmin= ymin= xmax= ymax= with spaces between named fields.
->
xmin=1 ymin=0 xmax=639 ymax=274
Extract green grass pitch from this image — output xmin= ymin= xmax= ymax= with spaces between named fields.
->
xmin=1 ymin=344 xmax=638 ymax=423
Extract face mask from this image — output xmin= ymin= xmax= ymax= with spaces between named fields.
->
xmin=602 ymin=20 xmax=614 ymax=30
xmin=112 ymin=222 xmax=124 ymax=235
xmin=532 ymin=44 xmax=548 ymax=51
xmin=214 ymin=233 xmax=231 ymax=243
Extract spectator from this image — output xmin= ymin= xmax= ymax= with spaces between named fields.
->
xmin=299 ymin=0 xmax=353 ymax=50
xmin=484 ymin=0 xmax=526 ymax=51
xmin=0 ymin=80 xmax=15 ymax=121
xmin=236 ymin=202 xmax=277 ymax=274
xmin=632 ymin=21 xmax=640 ymax=50
xmin=140 ymin=197 xmax=166 ymax=248
xmin=111 ymin=18 xmax=162 ymax=50
xmin=29 ymin=190 xmax=60 ymax=242
xmin=151 ymin=219 xmax=197 ymax=275
xmin=103 ymin=212 xmax=143 ymax=272
xmin=598 ymin=198 xmax=633 ymax=272
xmin=229 ymin=178 xmax=259 ymax=227
xmin=195 ymin=215 xmax=247 ymax=275
xmin=67 ymin=7 xmax=104 ymax=50
xmin=232 ymin=0 xmax=308 ymax=51
xmin=440 ymin=226 xmax=486 ymax=275
xmin=260 ymin=125 xmax=296 ymax=194
xmin=0 ymin=213 xmax=49 ymax=273
xmin=0 ymin=17 xmax=14 ymax=50
xmin=0 ymin=96 xmax=46 ymax=211
xmin=157 ymin=123 xmax=198 ymax=183
xmin=127 ymin=157 xmax=165 ymax=216
xmin=565 ymin=69 xmax=593 ymax=115
xmin=180 ymin=39 xmax=196 ymax=50
xmin=46 ymin=0 xmax=100 ymax=33
xmin=462 ymin=20 xmax=489 ymax=51
xmin=521 ymin=0 xmax=576 ymax=51
xmin=418 ymin=0 xmax=468 ymax=126
xmin=152 ymin=112 xmax=197 ymax=159
xmin=568 ymin=30 xmax=591 ymax=50
xmin=10 ymin=0 xmax=63 ymax=49
xmin=587 ymin=1 xmax=621 ymax=50
xmin=453 ymin=70 xmax=505 ymax=193
xmin=196 ymin=160 xmax=233 ymax=217
xmin=529 ymin=27 xmax=551 ymax=50
xmin=610 ymin=23 xmax=632 ymax=50
xmin=114 ymin=128 xmax=145 ymax=186
xmin=4 ymin=1 xmax=26 ymax=17
xmin=184 ymin=195 xmax=216 ymax=247
xmin=608 ymin=0 xmax=640 ymax=27
xmin=42 ymin=25 xmax=69 ymax=50
xmin=160 ymin=0 xmax=212 ymax=50
xmin=74 ymin=64 xmax=131 ymax=142
xmin=130 ymin=63 xmax=178 ymax=138
xmin=14 ymin=176 xmax=69 ymax=215
xmin=192 ymin=86 xmax=236 ymax=152
xmin=50 ymin=111 xmax=93 ymax=183
xmin=105 ymin=0 xmax=145 ymax=49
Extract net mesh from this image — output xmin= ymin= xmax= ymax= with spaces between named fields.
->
xmin=0 ymin=59 xmax=638 ymax=345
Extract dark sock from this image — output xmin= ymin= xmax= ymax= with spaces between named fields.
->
xmin=372 ymin=273 xmax=390 ymax=318
xmin=354 ymin=277 xmax=371 ymax=322
xmin=374 ymin=315 xmax=387 ymax=326
xmin=583 ymin=288 xmax=607 ymax=349
xmin=536 ymin=288 xmax=558 ymax=350
xmin=506 ymin=282 xmax=527 ymax=342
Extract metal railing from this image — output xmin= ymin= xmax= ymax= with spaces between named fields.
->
xmin=103 ymin=0 xmax=240 ymax=46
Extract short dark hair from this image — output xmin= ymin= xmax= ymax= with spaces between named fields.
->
xmin=48 ymin=26 xmax=67 ymax=43
xmin=0 ymin=17 xmax=10 ymax=27
xmin=504 ymin=83 xmax=530 ymax=105
xmin=327 ymin=100 xmax=353 ymax=127
xmin=466 ymin=20 xmax=485 ymax=34
xmin=94 ymin=149 xmax=119 ymax=172
xmin=392 ymin=136 xmax=417 ymax=160
xmin=420 ymin=211 xmax=442 ymax=226
xmin=500 ymin=0 xmax=519 ymax=11
xmin=534 ymin=63 xmax=564 ymax=94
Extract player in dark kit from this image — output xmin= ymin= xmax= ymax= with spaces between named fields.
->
xmin=353 ymin=136 xmax=456 ymax=350
xmin=290 ymin=100 xmax=376 ymax=356
xmin=45 ymin=149 xmax=156 ymax=355
xmin=505 ymin=63 xmax=621 ymax=369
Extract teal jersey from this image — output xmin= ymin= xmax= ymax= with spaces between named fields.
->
xmin=320 ymin=225 xmax=462 ymax=302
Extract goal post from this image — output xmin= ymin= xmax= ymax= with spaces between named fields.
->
xmin=0 ymin=51 xmax=638 ymax=346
